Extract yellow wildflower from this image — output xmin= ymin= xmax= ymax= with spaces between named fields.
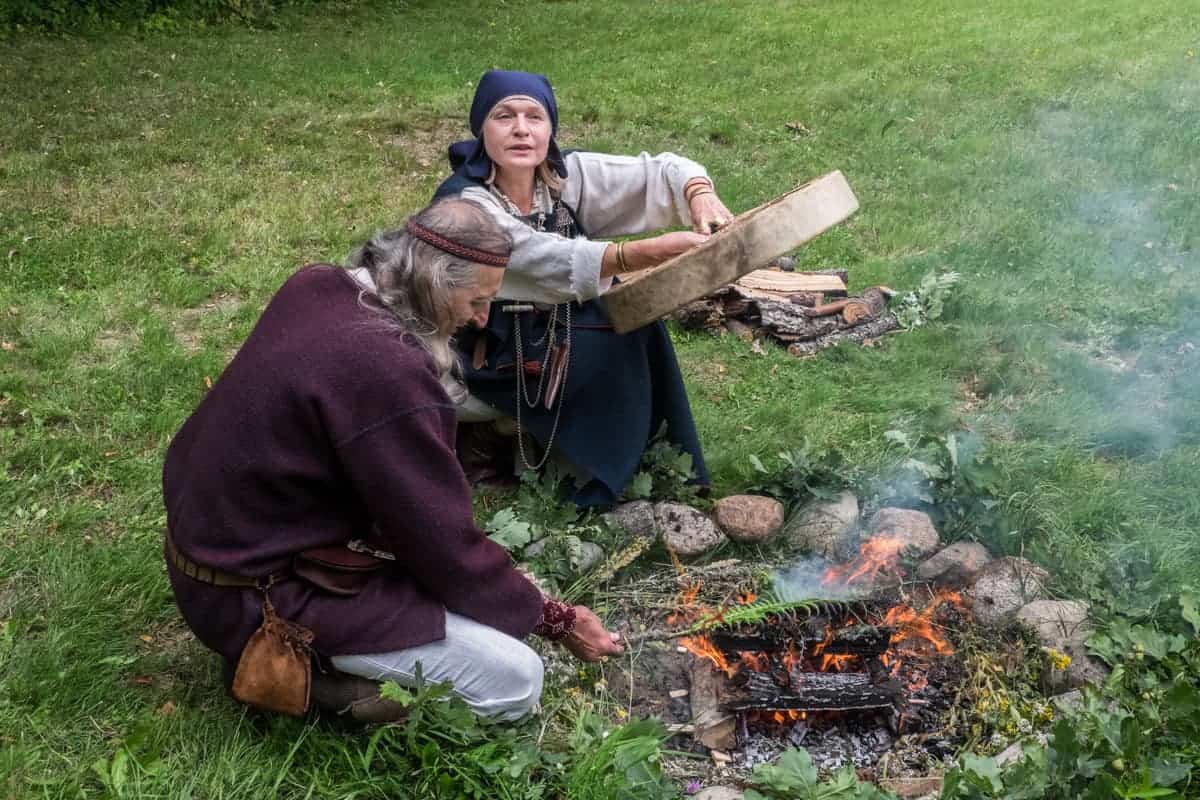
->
xmin=1043 ymin=647 xmax=1072 ymax=671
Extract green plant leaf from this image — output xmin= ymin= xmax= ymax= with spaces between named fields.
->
xmin=379 ymin=680 xmax=415 ymax=707
xmin=484 ymin=507 xmax=535 ymax=552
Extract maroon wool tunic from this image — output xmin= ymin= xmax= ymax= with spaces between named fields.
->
xmin=162 ymin=264 xmax=544 ymax=664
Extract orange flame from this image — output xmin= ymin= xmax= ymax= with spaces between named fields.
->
xmin=884 ymin=589 xmax=961 ymax=658
xmin=782 ymin=640 xmax=802 ymax=672
xmin=681 ymin=635 xmax=736 ymax=677
xmin=822 ymin=536 xmax=907 ymax=586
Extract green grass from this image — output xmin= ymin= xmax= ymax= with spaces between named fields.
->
xmin=1 ymin=0 xmax=1199 ymax=796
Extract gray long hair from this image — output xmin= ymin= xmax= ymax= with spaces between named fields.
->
xmin=347 ymin=199 xmax=511 ymax=376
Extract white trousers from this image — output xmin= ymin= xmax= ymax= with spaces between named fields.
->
xmin=330 ymin=612 xmax=544 ymax=721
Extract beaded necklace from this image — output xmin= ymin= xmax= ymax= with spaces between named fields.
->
xmin=487 ymin=177 xmax=573 ymax=470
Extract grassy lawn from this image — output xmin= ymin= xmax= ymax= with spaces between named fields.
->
xmin=1 ymin=0 xmax=1198 ymax=796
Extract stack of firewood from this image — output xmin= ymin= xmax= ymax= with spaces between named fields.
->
xmin=672 ymin=264 xmax=899 ymax=356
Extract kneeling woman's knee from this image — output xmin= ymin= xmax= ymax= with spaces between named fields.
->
xmin=486 ymin=643 xmax=544 ymax=720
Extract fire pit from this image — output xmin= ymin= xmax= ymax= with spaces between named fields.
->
xmin=603 ymin=502 xmax=1101 ymax=791
xmin=672 ymin=532 xmax=969 ymax=771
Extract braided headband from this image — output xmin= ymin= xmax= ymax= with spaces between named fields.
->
xmin=405 ymin=218 xmax=509 ymax=267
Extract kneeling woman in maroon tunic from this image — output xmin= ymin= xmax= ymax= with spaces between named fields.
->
xmin=162 ymin=198 xmax=622 ymax=721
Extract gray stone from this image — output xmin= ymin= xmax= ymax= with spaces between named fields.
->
xmin=713 ymin=495 xmax=785 ymax=543
xmin=965 ymin=557 xmax=1049 ymax=626
xmin=524 ymin=538 xmax=605 ymax=574
xmin=917 ymin=541 xmax=993 ymax=585
xmin=1016 ymin=600 xmax=1110 ymax=692
xmin=655 ymin=502 xmax=726 ymax=559
xmin=866 ymin=507 xmax=941 ymax=558
xmin=784 ymin=491 xmax=859 ymax=556
xmin=576 ymin=542 xmax=606 ymax=574
xmin=606 ymin=500 xmax=658 ymax=544
xmin=694 ymin=789 xmax=743 ymax=800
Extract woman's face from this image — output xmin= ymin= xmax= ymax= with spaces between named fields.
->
xmin=447 ymin=264 xmax=505 ymax=332
xmin=481 ymin=96 xmax=551 ymax=177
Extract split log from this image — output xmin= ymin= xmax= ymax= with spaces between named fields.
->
xmin=841 ymin=287 xmax=890 ymax=324
xmin=721 ymin=296 xmax=751 ymax=317
xmin=788 ymin=292 xmax=823 ymax=307
xmin=674 ymin=299 xmax=724 ymax=330
xmin=735 ymin=270 xmax=847 ymax=295
xmin=802 ymin=287 xmax=890 ymax=321
xmin=787 ymin=314 xmax=900 ymax=357
xmin=757 ymin=301 xmax=843 ymax=340
xmin=690 ymin=658 xmax=737 ymax=750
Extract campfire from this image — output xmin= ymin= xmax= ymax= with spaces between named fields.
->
xmin=673 ymin=533 xmax=968 ymax=769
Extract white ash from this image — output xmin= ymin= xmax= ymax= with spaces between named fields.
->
xmin=735 ymin=718 xmax=895 ymax=771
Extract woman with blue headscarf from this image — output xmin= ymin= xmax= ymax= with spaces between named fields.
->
xmin=435 ymin=70 xmax=734 ymax=508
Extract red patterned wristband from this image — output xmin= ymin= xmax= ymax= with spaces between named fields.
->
xmin=533 ymin=597 xmax=577 ymax=641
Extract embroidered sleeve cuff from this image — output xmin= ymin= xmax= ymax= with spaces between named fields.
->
xmin=533 ymin=596 xmax=577 ymax=641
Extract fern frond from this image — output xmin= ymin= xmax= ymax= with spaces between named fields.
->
xmin=688 ymin=597 xmax=845 ymax=633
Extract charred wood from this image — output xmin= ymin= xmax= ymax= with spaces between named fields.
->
xmin=823 ymin=625 xmax=895 ymax=657
xmin=723 ymin=671 xmax=902 ymax=713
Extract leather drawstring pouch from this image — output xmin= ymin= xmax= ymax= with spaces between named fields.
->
xmin=292 ymin=542 xmax=390 ymax=597
xmin=231 ymin=594 xmax=314 ymax=716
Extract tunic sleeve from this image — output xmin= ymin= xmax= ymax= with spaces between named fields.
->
xmin=459 ymin=185 xmax=611 ymax=304
xmin=330 ymin=363 xmax=544 ymax=641
xmin=560 ymin=151 xmax=711 ymax=238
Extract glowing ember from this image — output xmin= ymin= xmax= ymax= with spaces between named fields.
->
xmin=781 ymin=640 xmax=802 ymax=672
xmin=739 ymin=651 xmax=770 ymax=671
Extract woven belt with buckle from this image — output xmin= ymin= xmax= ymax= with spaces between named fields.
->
xmin=165 ymin=531 xmax=281 ymax=589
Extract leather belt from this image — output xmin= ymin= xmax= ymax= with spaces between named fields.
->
xmin=165 ymin=531 xmax=282 ymax=589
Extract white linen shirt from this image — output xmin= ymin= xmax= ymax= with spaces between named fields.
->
xmin=459 ymin=150 xmax=709 ymax=305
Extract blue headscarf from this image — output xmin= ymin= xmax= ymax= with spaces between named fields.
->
xmin=446 ymin=70 xmax=568 ymax=182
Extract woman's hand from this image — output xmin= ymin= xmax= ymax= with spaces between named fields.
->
xmin=689 ymin=191 xmax=735 ymax=234
xmin=603 ymin=232 xmax=709 ymax=278
xmin=631 ymin=231 xmax=709 ymax=268
xmin=563 ymin=605 xmax=624 ymax=662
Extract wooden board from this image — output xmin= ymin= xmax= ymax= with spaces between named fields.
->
xmin=602 ymin=171 xmax=859 ymax=334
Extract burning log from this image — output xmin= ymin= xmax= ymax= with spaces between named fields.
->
xmin=822 ymin=625 xmax=895 ymax=658
xmin=723 ymin=671 xmax=902 ymax=713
